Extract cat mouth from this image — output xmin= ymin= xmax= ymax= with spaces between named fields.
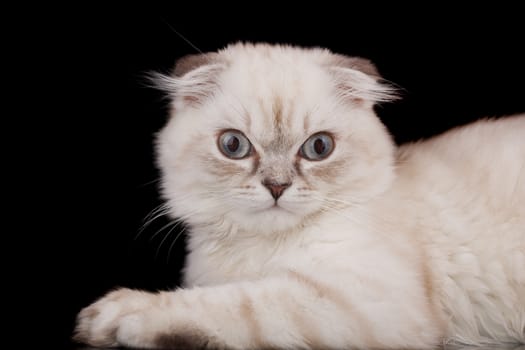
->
xmin=263 ymin=202 xmax=294 ymax=214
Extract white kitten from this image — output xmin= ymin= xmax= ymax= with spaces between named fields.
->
xmin=75 ymin=43 xmax=525 ymax=349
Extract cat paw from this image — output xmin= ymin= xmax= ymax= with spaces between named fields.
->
xmin=74 ymin=288 xmax=227 ymax=349
xmin=73 ymin=288 xmax=156 ymax=348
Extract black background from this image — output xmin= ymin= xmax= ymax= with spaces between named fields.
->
xmin=35 ymin=5 xmax=524 ymax=349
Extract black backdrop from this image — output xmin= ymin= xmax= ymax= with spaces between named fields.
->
xmin=40 ymin=5 xmax=525 ymax=349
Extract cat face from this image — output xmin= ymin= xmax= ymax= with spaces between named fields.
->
xmin=157 ymin=43 xmax=396 ymax=235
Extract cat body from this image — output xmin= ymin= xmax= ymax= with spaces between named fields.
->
xmin=75 ymin=43 xmax=525 ymax=349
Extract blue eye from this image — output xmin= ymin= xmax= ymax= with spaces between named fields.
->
xmin=300 ymin=132 xmax=334 ymax=160
xmin=218 ymin=130 xmax=252 ymax=159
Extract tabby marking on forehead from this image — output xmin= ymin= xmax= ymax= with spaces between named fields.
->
xmin=303 ymin=111 xmax=311 ymax=134
xmin=272 ymin=97 xmax=283 ymax=129
xmin=273 ymin=97 xmax=295 ymax=135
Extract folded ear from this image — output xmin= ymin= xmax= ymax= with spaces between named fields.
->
xmin=173 ymin=53 xmax=220 ymax=77
xmin=153 ymin=53 xmax=225 ymax=108
xmin=330 ymin=55 xmax=382 ymax=78
xmin=328 ymin=55 xmax=398 ymax=105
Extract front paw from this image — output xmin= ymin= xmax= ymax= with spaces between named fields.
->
xmin=74 ymin=288 xmax=155 ymax=348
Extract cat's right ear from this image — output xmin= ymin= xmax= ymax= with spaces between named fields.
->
xmin=151 ymin=53 xmax=225 ymax=109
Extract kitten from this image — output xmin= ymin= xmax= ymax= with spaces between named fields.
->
xmin=75 ymin=43 xmax=525 ymax=349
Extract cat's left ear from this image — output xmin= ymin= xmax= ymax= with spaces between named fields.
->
xmin=328 ymin=55 xmax=398 ymax=105
xmin=152 ymin=53 xmax=226 ymax=109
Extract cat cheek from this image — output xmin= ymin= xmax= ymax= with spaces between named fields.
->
xmin=198 ymin=155 xmax=250 ymax=179
xmin=310 ymin=159 xmax=347 ymax=181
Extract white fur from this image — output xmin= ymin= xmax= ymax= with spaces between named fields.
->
xmin=76 ymin=43 xmax=524 ymax=349
xmin=395 ymin=116 xmax=525 ymax=344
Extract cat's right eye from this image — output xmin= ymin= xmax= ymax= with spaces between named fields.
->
xmin=218 ymin=130 xmax=252 ymax=159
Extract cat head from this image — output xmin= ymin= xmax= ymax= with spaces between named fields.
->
xmin=156 ymin=43 xmax=396 ymax=236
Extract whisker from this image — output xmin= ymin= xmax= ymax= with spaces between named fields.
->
xmin=160 ymin=17 xmax=203 ymax=54
xmin=319 ymin=204 xmax=355 ymax=223
xmin=313 ymin=196 xmax=392 ymax=231
xmin=311 ymin=195 xmax=358 ymax=209
xmin=136 ymin=190 xmax=220 ymax=241
xmin=167 ymin=225 xmax=188 ymax=264
xmin=155 ymin=221 xmax=181 ymax=259
xmin=149 ymin=220 xmax=180 ymax=242
xmin=142 ymin=203 xmax=168 ymax=224
xmin=135 ymin=203 xmax=170 ymax=240
xmin=137 ymin=177 xmax=161 ymax=188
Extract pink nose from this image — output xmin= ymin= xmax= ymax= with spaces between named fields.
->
xmin=262 ymin=180 xmax=291 ymax=200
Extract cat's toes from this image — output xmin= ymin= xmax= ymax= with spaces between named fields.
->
xmin=74 ymin=300 xmax=120 ymax=347
xmin=73 ymin=288 xmax=153 ymax=347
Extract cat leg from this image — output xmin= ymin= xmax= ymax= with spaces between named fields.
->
xmin=75 ymin=271 xmax=443 ymax=349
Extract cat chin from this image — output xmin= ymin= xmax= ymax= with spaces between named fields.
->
xmin=230 ymin=206 xmax=306 ymax=235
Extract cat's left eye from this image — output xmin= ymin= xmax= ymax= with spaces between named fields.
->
xmin=218 ymin=130 xmax=252 ymax=159
xmin=299 ymin=132 xmax=335 ymax=161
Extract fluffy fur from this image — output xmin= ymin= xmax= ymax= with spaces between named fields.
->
xmin=75 ymin=43 xmax=525 ymax=349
